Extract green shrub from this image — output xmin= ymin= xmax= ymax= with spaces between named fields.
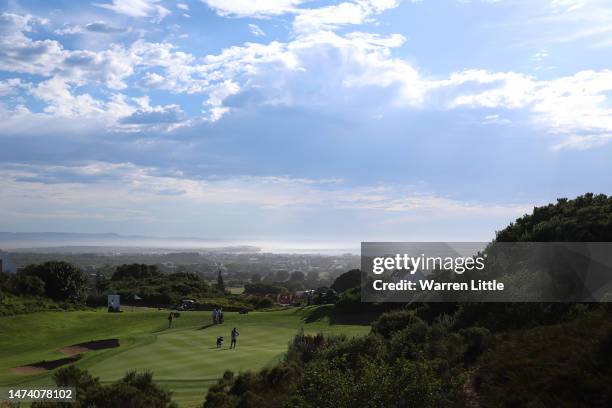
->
xmin=371 ymin=309 xmax=419 ymax=337
xmin=14 ymin=273 xmax=46 ymax=296
xmin=33 ymin=366 xmax=176 ymax=408
xmin=22 ymin=261 xmax=87 ymax=302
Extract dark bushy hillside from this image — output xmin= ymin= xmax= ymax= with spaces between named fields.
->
xmin=203 ymin=194 xmax=612 ymax=407
xmin=496 ymin=193 xmax=612 ymax=242
xmin=111 ymin=263 xmax=163 ymax=280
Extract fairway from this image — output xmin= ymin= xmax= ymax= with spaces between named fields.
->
xmin=0 ymin=308 xmax=369 ymax=407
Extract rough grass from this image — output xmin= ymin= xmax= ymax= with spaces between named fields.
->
xmin=0 ymin=306 xmax=369 ymax=407
xmin=0 ymin=293 xmax=83 ymax=316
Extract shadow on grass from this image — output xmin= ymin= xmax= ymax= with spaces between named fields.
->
xmin=59 ymin=338 xmax=119 ymax=355
xmin=11 ymin=355 xmax=81 ymax=374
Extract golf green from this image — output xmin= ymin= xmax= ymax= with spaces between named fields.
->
xmin=0 ymin=307 xmax=370 ymax=407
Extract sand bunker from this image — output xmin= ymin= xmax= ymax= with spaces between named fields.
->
xmin=9 ymin=339 xmax=119 ymax=375
xmin=58 ymin=338 xmax=120 ymax=356
xmin=10 ymin=356 xmax=80 ymax=374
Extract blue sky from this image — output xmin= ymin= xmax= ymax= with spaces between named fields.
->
xmin=0 ymin=0 xmax=611 ymax=243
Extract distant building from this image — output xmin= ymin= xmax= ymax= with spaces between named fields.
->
xmin=0 ymin=251 xmax=17 ymax=274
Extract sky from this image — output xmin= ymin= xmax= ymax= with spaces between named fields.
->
xmin=0 ymin=0 xmax=611 ymax=244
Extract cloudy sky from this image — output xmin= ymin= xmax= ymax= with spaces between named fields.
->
xmin=0 ymin=0 xmax=611 ymax=244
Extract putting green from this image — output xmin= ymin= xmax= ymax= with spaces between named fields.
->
xmin=0 ymin=307 xmax=369 ymax=407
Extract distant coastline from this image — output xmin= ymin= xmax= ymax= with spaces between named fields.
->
xmin=0 ymin=232 xmax=359 ymax=255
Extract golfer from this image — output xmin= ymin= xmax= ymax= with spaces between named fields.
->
xmin=230 ymin=328 xmax=239 ymax=349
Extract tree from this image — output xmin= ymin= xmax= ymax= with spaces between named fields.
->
xmin=250 ymin=273 xmax=261 ymax=283
xmin=112 ymin=264 xmax=160 ymax=281
xmin=244 ymin=283 xmax=286 ymax=295
xmin=290 ymin=271 xmax=305 ymax=282
xmin=263 ymin=273 xmax=276 ymax=283
xmin=495 ymin=193 xmax=612 ymax=242
xmin=312 ymin=287 xmax=339 ymax=305
xmin=94 ymin=272 xmax=108 ymax=293
xmin=217 ymin=270 xmax=225 ymax=292
xmin=331 ymin=269 xmax=361 ymax=293
xmin=15 ymin=273 xmax=45 ymax=296
xmin=275 ymin=270 xmax=290 ymax=282
xmin=306 ymin=271 xmax=319 ymax=282
xmin=23 ymin=261 xmax=87 ymax=302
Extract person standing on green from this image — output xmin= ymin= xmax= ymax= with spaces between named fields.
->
xmin=168 ymin=312 xmax=174 ymax=328
xmin=230 ymin=328 xmax=239 ymax=349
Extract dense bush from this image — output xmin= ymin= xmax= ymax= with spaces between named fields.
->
xmin=310 ymin=287 xmax=338 ymax=305
xmin=33 ymin=366 xmax=176 ymax=408
xmin=107 ymin=268 xmax=219 ymax=306
xmin=203 ymin=322 xmax=456 ymax=408
xmin=474 ymin=310 xmax=612 ymax=407
xmin=247 ymin=296 xmax=274 ymax=309
xmin=243 ymin=283 xmax=287 ymax=295
xmin=371 ymin=309 xmax=419 ymax=337
xmin=333 ymin=286 xmax=365 ymax=312
xmin=496 ymin=193 xmax=612 ymax=242
xmin=330 ymin=269 xmax=361 ymax=293
xmin=21 ymin=261 xmax=87 ymax=302
xmin=112 ymin=264 xmax=162 ymax=281
xmin=14 ymin=273 xmax=46 ymax=296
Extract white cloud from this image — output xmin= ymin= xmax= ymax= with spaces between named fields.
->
xmin=2 ymin=3 xmax=611 ymax=149
xmin=293 ymin=0 xmax=400 ymax=34
xmin=531 ymin=49 xmax=549 ymax=61
xmin=202 ymin=79 xmax=240 ymax=121
xmin=442 ymin=70 xmax=536 ymax=109
xmin=140 ymin=71 xmax=166 ymax=87
xmin=551 ymin=133 xmax=612 ymax=150
xmin=120 ymin=96 xmax=185 ymax=126
xmin=54 ymin=21 xmax=128 ymax=35
xmin=0 ymin=77 xmax=187 ymax=133
xmin=0 ymin=161 xmax=530 ymax=223
xmin=31 ymin=77 xmax=106 ymax=117
xmin=248 ymin=23 xmax=265 ymax=36
xmin=94 ymin=0 xmax=170 ymax=21
xmin=0 ymin=12 xmax=48 ymax=36
xmin=200 ymin=0 xmax=403 ymax=34
xmin=500 ymin=0 xmax=612 ymax=47
xmin=0 ymin=13 xmax=135 ymax=89
xmin=0 ymin=78 xmax=27 ymax=96
xmin=551 ymin=0 xmax=586 ymax=13
xmin=437 ymin=69 xmax=612 ymax=149
xmin=482 ymin=114 xmax=511 ymax=125
xmin=177 ymin=3 xmax=190 ymax=11
xmin=200 ymin=0 xmax=306 ymax=18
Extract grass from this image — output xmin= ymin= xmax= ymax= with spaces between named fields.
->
xmin=0 ymin=307 xmax=369 ymax=407
xmin=228 ymin=287 xmax=245 ymax=295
